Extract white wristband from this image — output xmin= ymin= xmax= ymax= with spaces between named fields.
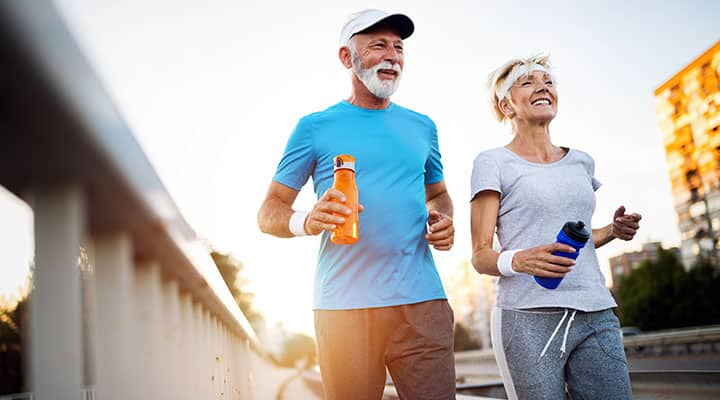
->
xmin=289 ymin=211 xmax=309 ymax=237
xmin=498 ymin=249 xmax=522 ymax=276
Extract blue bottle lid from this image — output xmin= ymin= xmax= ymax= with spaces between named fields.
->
xmin=563 ymin=221 xmax=590 ymax=243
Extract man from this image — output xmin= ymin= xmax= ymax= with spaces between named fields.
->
xmin=257 ymin=9 xmax=456 ymax=400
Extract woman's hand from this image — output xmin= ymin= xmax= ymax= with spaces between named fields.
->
xmin=611 ymin=206 xmax=641 ymax=241
xmin=512 ymin=243 xmax=577 ymax=277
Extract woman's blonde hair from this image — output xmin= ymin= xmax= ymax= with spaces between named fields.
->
xmin=487 ymin=54 xmax=552 ymax=123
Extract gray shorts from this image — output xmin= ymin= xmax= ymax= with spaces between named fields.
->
xmin=491 ymin=307 xmax=631 ymax=400
xmin=314 ymin=299 xmax=456 ymax=400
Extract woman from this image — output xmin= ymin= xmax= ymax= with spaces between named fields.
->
xmin=470 ymin=55 xmax=641 ymax=400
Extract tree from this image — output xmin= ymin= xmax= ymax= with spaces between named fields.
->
xmin=616 ymin=246 xmax=720 ymax=330
xmin=0 ymin=296 xmax=27 ymax=395
xmin=272 ymin=333 xmax=317 ymax=369
xmin=454 ymin=322 xmax=481 ymax=352
xmin=675 ymin=257 xmax=720 ymax=327
xmin=210 ymin=250 xmax=263 ymax=326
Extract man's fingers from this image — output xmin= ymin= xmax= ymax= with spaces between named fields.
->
xmin=426 ymin=222 xmax=454 ymax=250
xmin=429 ymin=217 xmax=451 ymax=232
xmin=311 ymin=210 xmax=345 ymax=225
xmin=318 ymin=201 xmax=352 ymax=215
xmin=426 ymin=225 xmax=454 ymax=241
xmin=323 ymin=188 xmax=347 ymax=202
xmin=313 ymin=222 xmax=337 ymax=231
xmin=305 ymin=213 xmax=338 ymax=234
xmin=428 ymin=209 xmax=442 ymax=219
xmin=428 ymin=234 xmax=454 ymax=250
xmin=427 ymin=235 xmax=453 ymax=246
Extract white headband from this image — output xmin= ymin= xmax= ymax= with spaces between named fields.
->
xmin=496 ymin=63 xmax=552 ymax=101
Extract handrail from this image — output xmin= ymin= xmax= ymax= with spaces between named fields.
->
xmin=0 ymin=0 xmax=261 ymax=351
xmin=623 ymin=325 xmax=720 ymax=347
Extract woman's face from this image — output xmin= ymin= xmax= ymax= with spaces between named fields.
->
xmin=506 ymin=70 xmax=558 ymax=124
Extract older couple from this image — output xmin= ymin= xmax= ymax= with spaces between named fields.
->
xmin=257 ymin=9 xmax=640 ymax=400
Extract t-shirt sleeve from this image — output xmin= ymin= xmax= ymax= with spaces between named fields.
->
xmin=272 ymin=117 xmax=315 ymax=190
xmin=424 ymin=121 xmax=444 ymax=184
xmin=470 ymin=152 xmax=501 ymax=201
xmin=586 ymin=153 xmax=602 ymax=192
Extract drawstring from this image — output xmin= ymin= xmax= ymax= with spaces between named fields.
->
xmin=538 ymin=309 xmax=567 ymax=361
xmin=537 ymin=309 xmax=577 ymax=362
xmin=560 ymin=310 xmax=577 ymax=356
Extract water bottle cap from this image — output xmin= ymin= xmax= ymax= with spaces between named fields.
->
xmin=563 ymin=220 xmax=590 ymax=243
xmin=334 ymin=154 xmax=356 ymax=172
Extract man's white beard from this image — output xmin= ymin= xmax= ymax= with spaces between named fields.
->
xmin=352 ymin=57 xmax=402 ymax=99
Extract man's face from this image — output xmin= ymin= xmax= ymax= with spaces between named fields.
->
xmin=349 ymin=28 xmax=404 ymax=98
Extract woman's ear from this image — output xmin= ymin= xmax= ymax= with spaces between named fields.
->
xmin=500 ymin=99 xmax=514 ymax=118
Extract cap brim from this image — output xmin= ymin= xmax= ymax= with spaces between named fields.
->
xmin=358 ymin=13 xmax=414 ymax=40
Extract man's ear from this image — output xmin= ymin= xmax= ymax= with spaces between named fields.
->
xmin=339 ymin=46 xmax=353 ymax=69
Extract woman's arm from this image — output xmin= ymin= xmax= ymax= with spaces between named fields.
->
xmin=470 ymin=191 xmax=576 ymax=277
xmin=470 ymin=191 xmax=502 ymax=276
xmin=593 ymin=224 xmax=614 ymax=249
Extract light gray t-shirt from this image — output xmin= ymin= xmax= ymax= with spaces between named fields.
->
xmin=470 ymin=147 xmax=616 ymax=311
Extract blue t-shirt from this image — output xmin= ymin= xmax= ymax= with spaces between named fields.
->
xmin=273 ymin=100 xmax=448 ymax=310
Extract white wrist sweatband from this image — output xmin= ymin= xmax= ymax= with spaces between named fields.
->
xmin=289 ymin=211 xmax=309 ymax=237
xmin=498 ymin=249 xmax=522 ymax=276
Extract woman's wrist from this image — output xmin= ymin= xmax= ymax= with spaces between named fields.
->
xmin=498 ymin=249 xmax=523 ymax=276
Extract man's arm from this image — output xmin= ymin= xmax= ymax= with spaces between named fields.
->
xmin=257 ymin=181 xmax=353 ymax=238
xmin=257 ymin=181 xmax=301 ymax=238
xmin=425 ymin=180 xmax=454 ymax=250
xmin=426 ymin=180 xmax=453 ymax=219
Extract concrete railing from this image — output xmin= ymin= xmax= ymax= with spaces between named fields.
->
xmin=624 ymin=325 xmax=720 ymax=357
xmin=0 ymin=2 xmax=303 ymax=399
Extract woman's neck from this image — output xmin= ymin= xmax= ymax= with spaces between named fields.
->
xmin=507 ymin=120 xmax=564 ymax=163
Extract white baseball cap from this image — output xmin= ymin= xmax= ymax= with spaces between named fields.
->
xmin=339 ymin=9 xmax=414 ymax=47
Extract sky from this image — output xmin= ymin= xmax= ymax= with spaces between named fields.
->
xmin=2 ymin=0 xmax=719 ymax=335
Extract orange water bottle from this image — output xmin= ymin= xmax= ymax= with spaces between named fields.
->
xmin=330 ymin=154 xmax=358 ymax=245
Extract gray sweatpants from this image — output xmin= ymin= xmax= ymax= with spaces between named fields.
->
xmin=491 ymin=307 xmax=632 ymax=400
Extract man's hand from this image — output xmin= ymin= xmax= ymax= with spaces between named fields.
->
xmin=426 ymin=209 xmax=454 ymax=251
xmin=304 ymin=188 xmax=364 ymax=235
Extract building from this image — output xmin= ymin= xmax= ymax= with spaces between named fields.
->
xmin=655 ymin=40 xmax=720 ymax=268
xmin=608 ymin=242 xmax=680 ymax=288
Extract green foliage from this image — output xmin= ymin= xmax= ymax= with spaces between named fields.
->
xmin=0 ymin=296 xmax=27 ymax=395
xmin=210 ymin=250 xmax=263 ymax=326
xmin=272 ymin=333 xmax=317 ymax=369
xmin=454 ymin=322 xmax=481 ymax=351
xmin=616 ymin=246 xmax=720 ymax=330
